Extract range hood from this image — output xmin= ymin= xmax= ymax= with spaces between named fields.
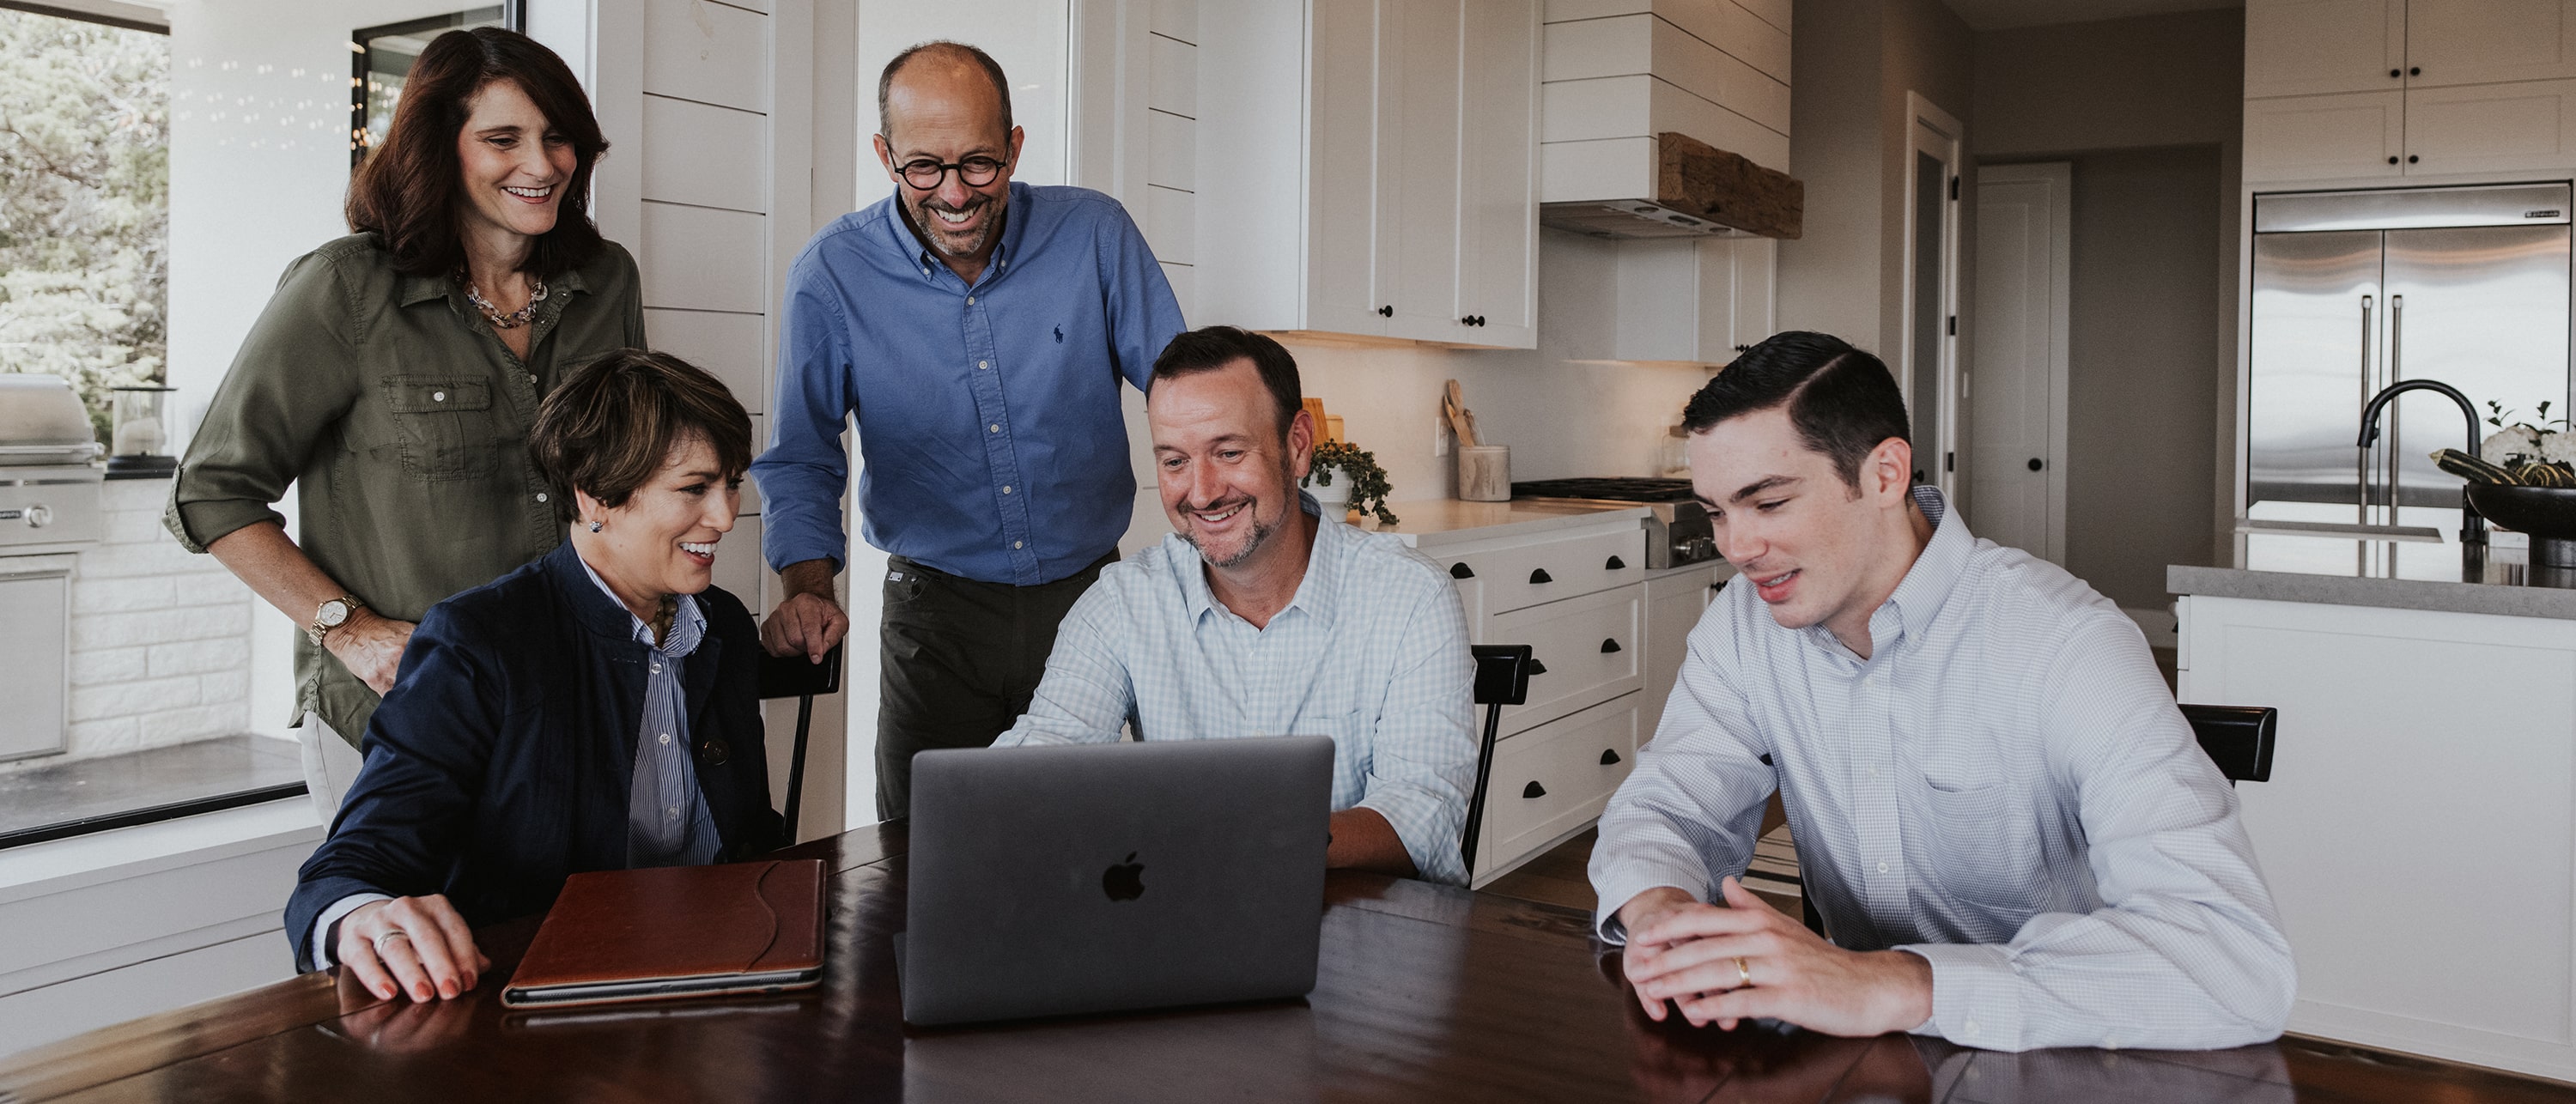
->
xmin=1540 ymin=132 xmax=1803 ymax=241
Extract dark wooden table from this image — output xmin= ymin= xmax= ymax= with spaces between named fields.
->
xmin=4 ymin=823 xmax=2569 ymax=1103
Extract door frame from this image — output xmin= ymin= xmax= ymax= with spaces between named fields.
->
xmin=1971 ymin=161 xmax=2073 ymax=565
xmin=1901 ymin=92 xmax=1966 ymax=500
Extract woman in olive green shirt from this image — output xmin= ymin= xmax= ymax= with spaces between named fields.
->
xmin=168 ymin=28 xmax=644 ymax=776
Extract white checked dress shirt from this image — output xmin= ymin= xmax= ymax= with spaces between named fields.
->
xmin=995 ymin=500 xmax=1478 ymax=885
xmin=1589 ymin=487 xmax=2296 ymax=1051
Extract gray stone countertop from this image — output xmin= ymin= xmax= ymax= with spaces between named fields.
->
xmin=1371 ymin=499 xmax=1650 ymax=549
xmin=2169 ymin=561 xmax=2576 ymax=620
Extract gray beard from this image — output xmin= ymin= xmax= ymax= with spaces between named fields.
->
xmin=1181 ymin=500 xmax=1275 ymax=570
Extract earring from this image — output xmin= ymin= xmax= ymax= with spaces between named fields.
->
xmin=588 ymin=520 xmax=603 ymax=533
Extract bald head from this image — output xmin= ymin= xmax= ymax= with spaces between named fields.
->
xmin=878 ymin=41 xmax=1013 ymax=145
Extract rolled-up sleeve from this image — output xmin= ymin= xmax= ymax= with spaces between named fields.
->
xmin=166 ymin=253 xmax=363 ymax=553
xmin=1352 ymin=578 xmax=1476 ymax=887
xmin=752 ymin=246 xmax=861 ymax=575
xmin=994 ymin=581 xmax=1137 ymax=748
xmin=1899 ymin=616 xmax=2297 ymax=1052
xmin=1588 ymin=620 xmax=1776 ymax=943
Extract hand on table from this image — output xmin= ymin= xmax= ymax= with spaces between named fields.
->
xmin=325 ymin=610 xmax=416 ymax=696
xmin=336 ymin=895 xmax=489 ymax=1003
xmin=1618 ymin=877 xmax=1933 ymax=1037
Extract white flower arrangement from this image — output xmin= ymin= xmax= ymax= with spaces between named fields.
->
xmin=2484 ymin=401 xmax=2576 ymax=470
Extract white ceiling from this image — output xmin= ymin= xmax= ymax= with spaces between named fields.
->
xmin=1941 ymin=0 xmax=2241 ymax=32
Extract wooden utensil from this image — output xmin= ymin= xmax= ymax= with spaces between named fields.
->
xmin=1442 ymin=379 xmax=1479 ymax=447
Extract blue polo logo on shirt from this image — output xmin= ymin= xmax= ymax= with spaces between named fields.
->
xmin=1054 ymin=325 xmax=1064 ymax=343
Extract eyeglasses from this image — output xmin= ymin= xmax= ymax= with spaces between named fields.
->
xmin=894 ymin=155 xmax=1007 ymax=191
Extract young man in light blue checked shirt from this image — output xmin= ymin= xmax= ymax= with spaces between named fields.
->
xmin=993 ymin=326 xmax=1478 ymax=885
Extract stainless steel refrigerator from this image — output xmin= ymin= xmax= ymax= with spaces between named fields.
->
xmin=2246 ymin=183 xmax=2572 ymax=576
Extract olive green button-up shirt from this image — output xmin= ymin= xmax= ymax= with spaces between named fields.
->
xmin=166 ymin=232 xmax=647 ymax=746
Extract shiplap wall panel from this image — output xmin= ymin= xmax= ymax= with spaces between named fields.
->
xmin=714 ymin=0 xmax=773 ymax=14
xmin=642 ymin=0 xmax=772 ymax=112
xmin=641 ymin=94 xmax=769 ymax=213
xmin=646 ymin=306 xmax=767 ymax=413
xmin=1161 ymin=260 xmax=1195 ymax=318
xmin=1150 ymin=33 xmax=1197 ymax=118
xmin=1543 ymin=15 xmax=1787 ymax=134
xmin=641 ymin=203 xmax=769 ymax=314
xmin=1151 ymin=0 xmax=1197 ymax=42
xmin=1146 ymin=184 xmax=1197 ymax=265
xmin=1542 ymin=0 xmax=1788 ymax=82
xmin=1146 ymin=107 xmax=1195 ymax=187
xmin=714 ymin=515 xmax=764 ymax=606
xmin=1540 ymin=75 xmax=1789 ymax=168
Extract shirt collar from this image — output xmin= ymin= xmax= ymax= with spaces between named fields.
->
xmin=1812 ymin=484 xmax=1972 ymax=659
xmin=885 ymin=181 xmax=1030 ymax=287
xmin=574 ymin=552 xmax=706 ymax=658
xmin=1178 ymin=491 xmax=1338 ymax=629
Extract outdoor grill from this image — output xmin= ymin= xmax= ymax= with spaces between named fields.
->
xmin=0 ymin=374 xmax=106 ymax=761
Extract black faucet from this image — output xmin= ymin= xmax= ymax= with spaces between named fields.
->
xmin=2357 ymin=379 xmax=2487 ymax=546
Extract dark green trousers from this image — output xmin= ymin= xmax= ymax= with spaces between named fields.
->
xmin=874 ymin=553 xmax=1114 ymax=820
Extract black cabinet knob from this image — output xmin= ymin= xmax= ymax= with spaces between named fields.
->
xmin=2391 ymin=68 xmax=2403 ymax=77
xmin=1733 ymin=344 xmax=1751 ymax=352
xmin=1529 ymin=567 xmax=1553 ymax=585
xmin=2410 ymin=66 xmax=2421 ymax=76
xmin=1460 ymin=315 xmax=1474 ymax=325
xmin=1601 ymin=638 xmax=1621 ymax=653
xmin=2026 ymin=457 xmax=2044 ymax=471
xmin=1600 ymin=749 xmax=1621 ymax=766
xmin=1604 ymin=555 xmax=1626 ymax=570
xmin=2408 ymin=155 xmax=2419 ymax=163
xmin=1449 ymin=561 xmax=1475 ymax=579
xmin=1473 ymin=315 xmax=1485 ymax=326
xmin=2388 ymin=155 xmax=2400 ymax=164
xmin=1522 ymin=780 xmax=1546 ymax=799
xmin=1528 ymin=658 xmax=1547 ymax=676
xmin=1378 ymin=305 xmax=1394 ymax=318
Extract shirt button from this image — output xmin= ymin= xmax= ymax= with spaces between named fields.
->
xmin=535 ymin=492 xmax=549 ymax=503
xmin=666 ymin=806 xmax=680 ymax=819
xmin=1868 ymin=766 xmax=1880 ymax=779
xmin=978 ymin=360 xmax=988 ymax=369
xmin=659 ymin=733 xmax=671 ymax=746
xmin=1002 ymin=485 xmax=1013 ymax=494
xmin=431 ymin=391 xmax=446 ymax=402
xmin=1965 ymin=1020 xmax=1981 ymax=1037
xmin=1877 ymin=861 xmax=1890 ymax=874
xmin=650 ymin=662 xmax=663 ymax=674
xmin=966 ymin=296 xmax=975 ymax=305
xmin=1012 ymin=540 xmax=1024 ymax=549
xmin=989 ymin=423 xmax=1000 ymax=433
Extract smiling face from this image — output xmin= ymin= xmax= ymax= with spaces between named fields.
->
xmin=1151 ymin=360 xmax=1314 ymax=572
xmin=575 ymin=434 xmax=741 ymax=618
xmin=453 ymin=78 xmax=574 ymax=249
xmin=873 ymin=56 xmax=1023 ymax=268
xmin=1690 ymin=406 xmax=1921 ymax=649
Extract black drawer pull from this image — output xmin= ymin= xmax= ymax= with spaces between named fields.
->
xmin=1522 ymin=780 xmax=1546 ymax=799
xmin=1600 ymin=638 xmax=1621 ymax=653
xmin=1449 ymin=561 xmax=1475 ymax=579
xmin=1600 ymin=749 xmax=1621 ymax=766
xmin=1710 ymin=579 xmax=1727 ymax=592
xmin=1605 ymin=555 xmax=1625 ymax=570
xmin=1529 ymin=567 xmax=1553 ymax=585
xmin=1528 ymin=658 xmax=1547 ymax=676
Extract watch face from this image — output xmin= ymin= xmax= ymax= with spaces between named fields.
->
xmin=319 ymin=600 xmax=350 ymax=628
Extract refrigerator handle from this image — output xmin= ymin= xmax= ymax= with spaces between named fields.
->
xmin=2388 ymin=294 xmax=2404 ymax=525
xmin=2358 ymin=295 xmax=2375 ymax=525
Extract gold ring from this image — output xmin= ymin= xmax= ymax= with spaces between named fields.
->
xmin=1735 ymin=956 xmax=1752 ymax=987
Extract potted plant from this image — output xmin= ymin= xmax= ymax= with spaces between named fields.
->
xmin=1303 ymin=440 xmax=1400 ymax=527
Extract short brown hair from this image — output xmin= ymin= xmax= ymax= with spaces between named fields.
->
xmin=530 ymin=350 xmax=753 ymax=524
xmin=1149 ymin=326 xmax=1303 ymax=438
xmin=347 ymin=27 xmax=609 ymax=278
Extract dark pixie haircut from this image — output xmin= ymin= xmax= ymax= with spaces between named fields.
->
xmin=529 ymin=350 xmax=753 ymax=524
xmin=878 ymin=40 xmax=1013 ymax=140
xmin=1681 ymin=331 xmax=1912 ymax=489
xmin=1150 ymin=326 xmax=1303 ymax=438
xmin=346 ymin=27 xmax=609 ymax=278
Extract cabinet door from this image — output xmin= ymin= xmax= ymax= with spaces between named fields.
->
xmin=1380 ymin=0 xmax=1464 ymax=343
xmin=1723 ymin=236 xmax=1777 ymax=355
xmin=2245 ymin=0 xmax=2408 ymax=98
xmin=2244 ymin=90 xmax=2407 ymax=183
xmin=1640 ymin=566 xmax=1724 ymax=743
xmin=1305 ymin=0 xmax=1390 ymax=337
xmin=2405 ymin=79 xmax=2576 ymax=173
xmin=0 ymin=568 xmax=68 ymax=761
xmin=1492 ymin=585 xmax=1644 ymax=736
xmin=1472 ymin=694 xmax=1641 ymax=882
xmin=2406 ymin=0 xmax=2576 ymax=87
xmin=1451 ymin=0 xmax=1540 ymax=349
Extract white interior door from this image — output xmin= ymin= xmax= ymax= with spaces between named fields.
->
xmin=1901 ymin=92 xmax=1965 ymax=499
xmin=1968 ymin=162 xmax=2070 ymax=564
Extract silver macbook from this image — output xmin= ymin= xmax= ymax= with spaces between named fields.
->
xmin=897 ymin=735 xmax=1334 ymax=1026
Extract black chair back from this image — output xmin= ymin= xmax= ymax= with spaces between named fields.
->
xmin=757 ymin=644 xmax=845 ymax=840
xmin=2180 ymin=703 xmax=2276 ymax=785
xmin=1460 ymin=644 xmax=1534 ymax=875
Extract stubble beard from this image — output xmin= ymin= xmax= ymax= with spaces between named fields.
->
xmin=1181 ymin=495 xmax=1277 ymax=571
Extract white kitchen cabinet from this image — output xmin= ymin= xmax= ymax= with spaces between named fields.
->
xmin=2406 ymin=0 xmax=2576 ymax=87
xmin=1601 ymin=236 xmax=1777 ymax=366
xmin=1197 ymin=0 xmax=1540 ymax=349
xmin=1470 ymin=695 xmax=1641 ymax=886
xmin=2244 ymin=0 xmax=2407 ymax=99
xmin=2244 ymin=90 xmax=2408 ymax=183
xmin=1641 ymin=562 xmax=1728 ymax=740
xmin=2406 ymin=78 xmax=2576 ymax=173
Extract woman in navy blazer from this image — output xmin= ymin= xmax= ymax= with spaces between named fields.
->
xmin=285 ymin=350 xmax=784 ymax=1003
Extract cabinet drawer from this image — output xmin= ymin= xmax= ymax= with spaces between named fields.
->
xmin=1476 ymin=695 xmax=1642 ymax=880
xmin=1443 ymin=527 xmax=1645 ymax=616
xmin=2245 ymin=90 xmax=2405 ymax=183
xmin=1492 ymin=585 xmax=1643 ymax=737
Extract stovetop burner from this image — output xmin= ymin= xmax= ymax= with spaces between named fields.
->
xmin=1510 ymin=476 xmax=1697 ymax=503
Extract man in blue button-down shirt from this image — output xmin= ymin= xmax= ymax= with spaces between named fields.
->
xmin=751 ymin=41 xmax=1185 ymax=817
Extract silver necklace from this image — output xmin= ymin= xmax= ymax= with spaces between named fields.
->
xmin=464 ymin=276 xmax=549 ymax=330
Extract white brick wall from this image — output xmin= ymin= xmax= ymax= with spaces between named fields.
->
xmin=50 ymin=479 xmax=261 ymax=762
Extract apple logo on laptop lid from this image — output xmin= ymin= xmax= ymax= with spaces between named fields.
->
xmin=1103 ymin=852 xmax=1145 ymax=902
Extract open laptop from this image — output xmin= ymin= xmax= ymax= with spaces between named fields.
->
xmin=896 ymin=735 xmax=1334 ymax=1026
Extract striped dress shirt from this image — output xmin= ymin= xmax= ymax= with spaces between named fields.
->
xmin=994 ymin=500 xmax=1478 ymax=885
xmin=1590 ymin=486 xmax=2296 ymax=1051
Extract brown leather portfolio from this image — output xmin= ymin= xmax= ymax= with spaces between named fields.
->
xmin=501 ymin=858 xmax=827 ymax=1009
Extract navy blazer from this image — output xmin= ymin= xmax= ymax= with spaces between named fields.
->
xmin=285 ymin=542 xmax=784 ymax=968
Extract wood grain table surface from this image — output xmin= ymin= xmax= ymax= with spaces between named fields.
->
xmin=4 ymin=822 xmax=2571 ymax=1103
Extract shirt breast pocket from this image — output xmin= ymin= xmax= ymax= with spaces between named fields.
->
xmin=381 ymin=376 xmax=495 ymax=482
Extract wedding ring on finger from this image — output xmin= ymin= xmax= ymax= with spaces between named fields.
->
xmin=1735 ymin=956 xmax=1752 ymax=987
xmin=374 ymin=929 xmax=411 ymax=955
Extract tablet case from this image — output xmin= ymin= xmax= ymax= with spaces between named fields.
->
xmin=502 ymin=858 xmax=826 ymax=1009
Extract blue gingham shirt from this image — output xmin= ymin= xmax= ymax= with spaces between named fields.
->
xmin=1590 ymin=487 xmax=2297 ymax=1051
xmin=994 ymin=500 xmax=1479 ymax=884
xmin=751 ymin=182 xmax=1186 ymax=585
xmin=576 ymin=560 xmax=723 ymax=870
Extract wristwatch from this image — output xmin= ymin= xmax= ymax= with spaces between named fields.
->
xmin=307 ymin=595 xmax=365 ymax=646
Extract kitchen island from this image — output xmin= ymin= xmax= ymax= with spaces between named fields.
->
xmin=2172 ymin=543 xmax=2576 ymax=1083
